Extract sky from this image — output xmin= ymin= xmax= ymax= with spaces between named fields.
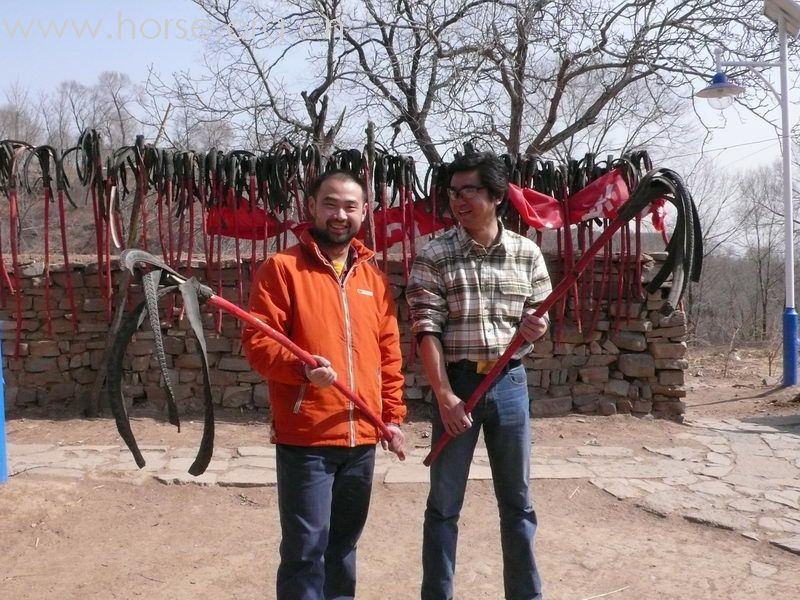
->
xmin=0 ymin=0 xmax=793 ymax=170
xmin=691 ymin=101 xmax=788 ymax=171
xmin=0 ymin=0 xmax=206 ymax=89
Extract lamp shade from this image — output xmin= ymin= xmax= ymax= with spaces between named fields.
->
xmin=696 ymin=72 xmax=746 ymax=99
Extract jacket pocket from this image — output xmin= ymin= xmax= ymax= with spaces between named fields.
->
xmin=292 ymin=384 xmax=308 ymax=414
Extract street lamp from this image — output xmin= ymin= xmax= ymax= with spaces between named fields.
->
xmin=696 ymin=0 xmax=800 ymax=386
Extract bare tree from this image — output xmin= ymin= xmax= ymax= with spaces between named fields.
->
xmin=94 ymin=71 xmax=138 ymax=148
xmin=438 ymin=0 xmax=778 ymax=158
xmin=171 ymin=105 xmax=235 ymax=151
xmin=38 ymin=87 xmax=75 ymax=151
xmin=0 ymin=83 xmax=43 ymax=142
xmin=735 ymin=163 xmax=784 ymax=341
xmin=670 ymin=156 xmax=740 ymax=341
xmin=336 ymin=0 xmax=499 ymax=161
xmin=57 ymin=80 xmax=97 ymax=139
xmin=146 ymin=0 xmax=349 ymax=153
xmin=120 ymin=0 xmax=786 ymax=163
xmin=679 ymin=157 xmax=741 ymax=258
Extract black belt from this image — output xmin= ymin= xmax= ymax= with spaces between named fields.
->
xmin=447 ymin=358 xmax=523 ymax=374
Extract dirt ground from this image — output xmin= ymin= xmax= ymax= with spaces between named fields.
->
xmin=2 ymin=345 xmax=800 ymax=600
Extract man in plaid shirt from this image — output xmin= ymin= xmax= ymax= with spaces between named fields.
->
xmin=407 ymin=152 xmax=551 ymax=600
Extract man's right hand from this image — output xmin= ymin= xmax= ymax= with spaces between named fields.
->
xmin=304 ymin=355 xmax=336 ymax=387
xmin=438 ymin=391 xmax=473 ymax=437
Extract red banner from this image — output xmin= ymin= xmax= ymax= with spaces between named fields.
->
xmin=205 ymin=201 xmax=297 ymax=240
xmin=649 ymin=197 xmax=667 ymax=232
xmin=507 ymin=168 xmax=631 ymax=230
xmin=370 ymin=202 xmax=455 ymax=251
xmin=507 ymin=185 xmax=563 ymax=230
xmin=566 ymin=169 xmax=629 ymax=223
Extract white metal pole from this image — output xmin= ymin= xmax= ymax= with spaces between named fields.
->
xmin=779 ymin=16 xmax=798 ymax=385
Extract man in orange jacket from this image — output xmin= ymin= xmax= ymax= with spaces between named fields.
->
xmin=242 ymin=169 xmax=406 ymax=600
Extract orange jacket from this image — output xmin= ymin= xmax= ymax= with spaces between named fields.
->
xmin=242 ymin=230 xmax=406 ymax=447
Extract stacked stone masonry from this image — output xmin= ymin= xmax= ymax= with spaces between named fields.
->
xmin=0 ymin=251 xmax=687 ymax=418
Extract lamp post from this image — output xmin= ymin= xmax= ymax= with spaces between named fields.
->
xmin=696 ymin=0 xmax=800 ymax=386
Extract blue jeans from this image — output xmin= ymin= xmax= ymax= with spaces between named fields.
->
xmin=276 ymin=444 xmax=376 ymax=600
xmin=422 ymin=364 xmax=542 ymax=600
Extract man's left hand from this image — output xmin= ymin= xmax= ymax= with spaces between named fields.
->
xmin=519 ymin=310 xmax=548 ymax=344
xmin=381 ymin=424 xmax=406 ymax=461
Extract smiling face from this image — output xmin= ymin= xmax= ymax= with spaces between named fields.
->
xmin=448 ymin=169 xmax=501 ymax=234
xmin=307 ymin=175 xmax=367 ymax=252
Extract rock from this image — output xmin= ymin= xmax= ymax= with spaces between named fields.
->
xmin=649 ymin=342 xmax=688 ymax=359
xmin=652 ymin=384 xmax=687 ymax=398
xmin=601 ymin=339 xmax=619 ymax=354
xmin=28 ymin=340 xmax=60 ymax=357
xmin=618 ymin=354 xmax=655 ymax=378
xmin=217 ymin=357 xmax=252 ymax=372
xmin=659 ymin=311 xmax=687 ymax=328
xmin=610 ymin=330 xmax=647 ymax=351
xmin=655 ymin=359 xmax=689 ymax=370
xmin=758 ymin=517 xmax=800 ymax=534
xmin=616 ymin=398 xmax=633 ymax=413
xmin=24 ymin=357 xmax=58 ymax=373
xmin=20 ymin=261 xmax=45 ymax=277
xmin=604 ymin=379 xmax=630 ymax=397
xmin=222 ymin=386 xmax=252 ymax=408
xmin=82 ymin=297 xmax=107 ymax=313
xmin=749 ymin=561 xmax=778 ymax=578
xmin=684 ymin=509 xmax=752 ymax=532
xmin=770 ymin=536 xmax=800 ymax=555
xmin=253 ymin=383 xmax=269 ymax=408
xmin=652 ymin=399 xmax=686 ymax=415
xmin=658 ymin=370 xmax=685 ymax=386
xmin=598 ymin=400 xmax=617 ymax=415
xmin=578 ymin=366 xmax=609 ymax=384
xmin=531 ymin=396 xmax=572 ymax=417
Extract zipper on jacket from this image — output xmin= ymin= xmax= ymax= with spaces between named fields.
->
xmin=341 ymin=267 xmax=358 ymax=447
xmin=312 ymin=242 xmax=362 ymax=448
xmin=377 ymin=367 xmax=383 ymax=418
xmin=292 ymin=383 xmax=308 ymax=414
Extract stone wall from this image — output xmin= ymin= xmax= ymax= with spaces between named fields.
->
xmin=0 ymin=251 xmax=687 ymax=418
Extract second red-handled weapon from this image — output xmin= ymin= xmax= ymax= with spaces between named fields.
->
xmin=206 ymin=277 xmax=405 ymax=460
xmin=113 ymin=249 xmax=404 ymax=475
xmin=424 ymin=167 xmax=701 ymax=466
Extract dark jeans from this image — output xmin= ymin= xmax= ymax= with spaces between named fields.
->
xmin=276 ymin=444 xmax=376 ymax=600
xmin=421 ymin=364 xmax=543 ymax=600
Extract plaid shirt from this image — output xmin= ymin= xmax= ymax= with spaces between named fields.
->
xmin=407 ymin=222 xmax=552 ymax=363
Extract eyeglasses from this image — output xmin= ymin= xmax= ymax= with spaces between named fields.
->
xmin=446 ymin=185 xmax=486 ymax=201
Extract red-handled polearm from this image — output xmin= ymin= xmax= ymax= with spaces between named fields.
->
xmin=120 ymin=249 xmax=405 ymax=461
xmin=423 ymin=177 xmax=664 ymax=467
xmin=212 ymin=292 xmax=405 ymax=460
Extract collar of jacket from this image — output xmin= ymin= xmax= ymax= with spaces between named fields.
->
xmin=456 ymin=219 xmax=509 ymax=257
xmin=299 ymin=228 xmax=376 ymax=268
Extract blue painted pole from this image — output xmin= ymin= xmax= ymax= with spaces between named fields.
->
xmin=0 ymin=331 xmax=7 ymax=484
xmin=784 ymin=308 xmax=798 ymax=387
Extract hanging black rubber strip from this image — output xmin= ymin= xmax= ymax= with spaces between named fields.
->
xmin=179 ymin=277 xmax=215 ymax=476
xmin=141 ymin=268 xmax=180 ymax=430
xmin=117 ymin=249 xmax=217 ymax=475
xmin=107 ymin=285 xmax=177 ymax=469
xmin=639 ymin=168 xmax=703 ymax=312
xmin=108 ymin=300 xmax=149 ymax=468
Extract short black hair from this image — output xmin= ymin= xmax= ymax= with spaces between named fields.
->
xmin=308 ymin=169 xmax=367 ymax=201
xmin=448 ymin=152 xmax=508 ymax=200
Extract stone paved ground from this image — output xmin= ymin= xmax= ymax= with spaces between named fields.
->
xmin=7 ymin=415 xmax=800 ymax=557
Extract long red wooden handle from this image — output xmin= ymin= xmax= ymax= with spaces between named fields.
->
xmin=423 ymin=211 xmax=631 ymax=467
xmin=205 ymin=295 xmax=404 ymax=459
